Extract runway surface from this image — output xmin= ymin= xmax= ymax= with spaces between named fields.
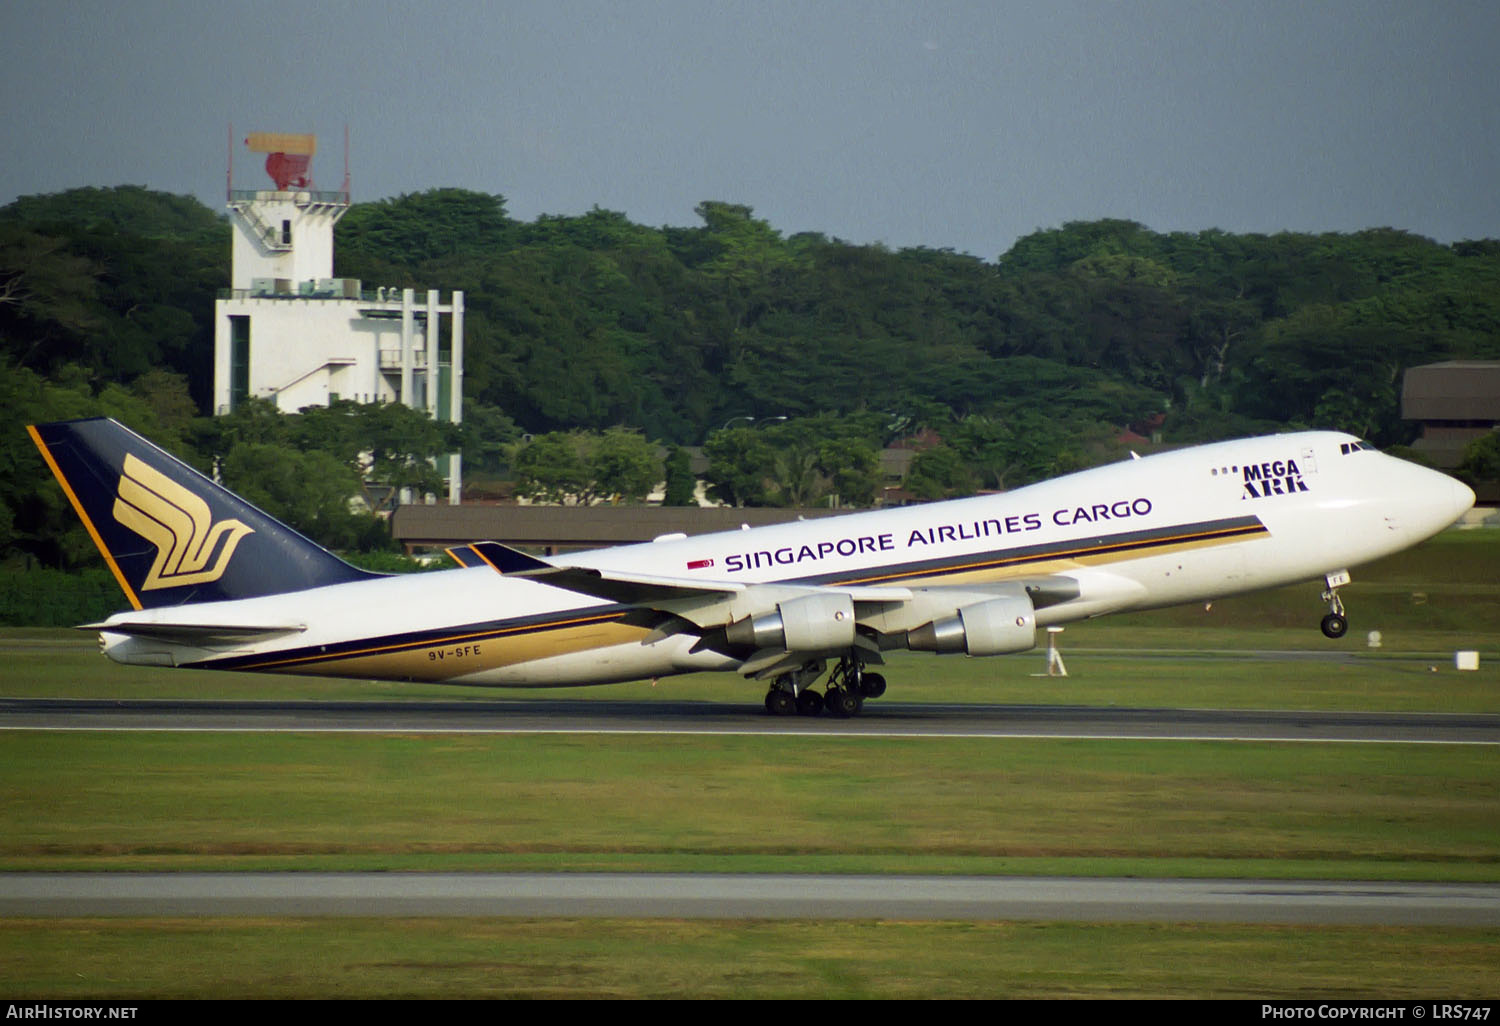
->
xmin=2 ymin=696 xmax=1497 ymax=743
xmin=3 ymin=872 xmax=1498 ymax=925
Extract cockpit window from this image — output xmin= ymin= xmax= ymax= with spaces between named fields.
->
xmin=1339 ymin=440 xmax=1373 ymax=455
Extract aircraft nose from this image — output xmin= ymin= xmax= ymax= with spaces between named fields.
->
xmin=1396 ymin=462 xmax=1476 ymax=539
xmin=1449 ymin=475 xmax=1477 ymax=522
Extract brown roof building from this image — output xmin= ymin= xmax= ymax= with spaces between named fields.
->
xmin=1402 ymin=360 xmax=1500 ymax=469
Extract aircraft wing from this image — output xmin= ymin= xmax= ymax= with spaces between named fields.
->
xmin=459 ymin=540 xmax=1032 ymax=679
xmin=457 ymin=540 xmax=913 ymax=607
xmin=453 ymin=543 xmax=1145 ymax=683
xmin=451 ymin=541 xmax=746 ymax=603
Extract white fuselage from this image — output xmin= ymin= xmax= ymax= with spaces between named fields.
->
xmin=97 ymin=431 xmax=1475 ymax=686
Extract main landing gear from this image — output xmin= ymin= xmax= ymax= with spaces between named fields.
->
xmin=764 ymin=656 xmax=887 ymax=718
xmin=1320 ymin=570 xmax=1351 ymax=639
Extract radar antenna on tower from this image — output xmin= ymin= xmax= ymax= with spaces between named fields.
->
xmin=243 ymin=132 xmax=317 ymax=190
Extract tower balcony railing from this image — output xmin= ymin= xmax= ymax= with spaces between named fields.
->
xmin=228 ymin=188 xmax=350 ymax=206
xmin=218 ymin=285 xmax=448 ymax=306
xmin=379 ymin=349 xmax=428 ymax=369
xmin=219 ymin=287 xmax=373 ymax=301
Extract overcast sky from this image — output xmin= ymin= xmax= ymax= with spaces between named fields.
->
xmin=3 ymin=0 xmax=1497 ymax=259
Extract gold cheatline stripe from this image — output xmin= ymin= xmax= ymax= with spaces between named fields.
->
xmin=232 ymin=610 xmax=625 ymax=671
xmin=837 ymin=521 xmax=1267 ymax=586
xmin=468 ymin=545 xmax=503 ymax=572
xmin=27 ymin=426 xmax=143 ymax=611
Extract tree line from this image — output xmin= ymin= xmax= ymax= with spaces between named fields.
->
xmin=3 ymin=185 xmax=1499 ymax=567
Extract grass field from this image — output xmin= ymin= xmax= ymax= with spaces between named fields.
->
xmin=1 ymin=732 xmax=1495 ymax=880
xmin=2 ymin=919 xmax=1496 ymax=999
xmin=2 ymin=530 xmax=1497 ymax=997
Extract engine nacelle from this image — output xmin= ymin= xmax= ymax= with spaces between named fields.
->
xmin=906 ymin=594 xmax=1036 ymax=656
xmin=725 ymin=593 xmax=856 ymax=653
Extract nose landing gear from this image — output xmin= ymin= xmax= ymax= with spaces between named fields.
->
xmin=1320 ymin=570 xmax=1351 ymax=639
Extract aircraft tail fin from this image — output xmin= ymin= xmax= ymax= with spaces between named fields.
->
xmin=28 ymin=417 xmax=379 ymax=610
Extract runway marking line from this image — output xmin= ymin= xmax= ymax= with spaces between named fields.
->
xmin=0 ymin=725 xmax=1495 ymax=744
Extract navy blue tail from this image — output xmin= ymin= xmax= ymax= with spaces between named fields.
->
xmin=29 ymin=417 xmax=379 ymax=610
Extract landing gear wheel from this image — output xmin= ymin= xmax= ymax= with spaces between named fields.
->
xmin=824 ymin=687 xmax=863 ymax=718
xmin=765 ymin=690 xmax=796 ymax=716
xmin=823 ymin=654 xmax=882 ymax=710
xmin=795 ymin=689 xmax=825 ymax=716
xmin=1320 ymin=571 xmax=1350 ymax=640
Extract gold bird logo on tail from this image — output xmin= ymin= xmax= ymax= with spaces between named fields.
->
xmin=112 ymin=454 xmax=255 ymax=591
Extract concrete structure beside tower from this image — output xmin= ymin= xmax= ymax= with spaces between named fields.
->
xmin=213 ymin=131 xmax=464 ymax=503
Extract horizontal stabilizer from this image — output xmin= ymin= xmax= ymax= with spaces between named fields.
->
xmin=82 ymin=621 xmax=307 ymax=644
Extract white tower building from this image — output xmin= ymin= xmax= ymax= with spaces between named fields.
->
xmin=213 ymin=132 xmax=464 ymax=503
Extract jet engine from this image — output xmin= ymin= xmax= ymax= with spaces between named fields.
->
xmin=906 ymin=593 xmax=1036 ymax=656
xmin=725 ymin=593 xmax=856 ymax=653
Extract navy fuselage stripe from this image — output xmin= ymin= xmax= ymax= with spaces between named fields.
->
xmin=819 ymin=515 xmax=1266 ymax=587
xmin=186 ymin=609 xmax=629 ymax=672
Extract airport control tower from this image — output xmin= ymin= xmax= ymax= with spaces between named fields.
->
xmin=213 ymin=131 xmax=464 ymax=503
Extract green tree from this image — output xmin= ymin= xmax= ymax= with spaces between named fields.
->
xmin=946 ymin=412 xmax=1118 ymax=491
xmin=590 ymin=428 xmax=662 ymax=504
xmin=458 ymin=399 xmax=521 ymax=475
xmin=703 ymin=416 xmax=882 ymax=508
xmin=191 ymin=399 xmax=457 ymax=545
xmin=1455 ymin=432 xmax=1500 ymax=488
xmin=662 ymin=445 xmax=697 ymax=506
xmin=511 ymin=429 xmax=662 ymax=505
xmin=0 ymin=185 xmax=225 ymax=244
xmin=1 ymin=358 xmax=201 ymax=568
xmin=294 ymin=400 xmax=461 ymax=512
xmin=336 ymin=189 xmax=514 ymax=271
xmin=814 ymin=436 xmax=880 ymax=507
xmin=905 ymin=444 xmax=978 ymax=500
xmin=0 ymin=224 xmax=104 ymax=371
xmin=219 ymin=442 xmax=370 ymax=550
xmin=511 ymin=432 xmax=592 ymax=505
xmin=0 ymin=188 xmax=225 ymax=405
xmin=702 ymin=427 xmax=777 ymax=507
xmin=11 ymin=185 xmax=1500 ymax=513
